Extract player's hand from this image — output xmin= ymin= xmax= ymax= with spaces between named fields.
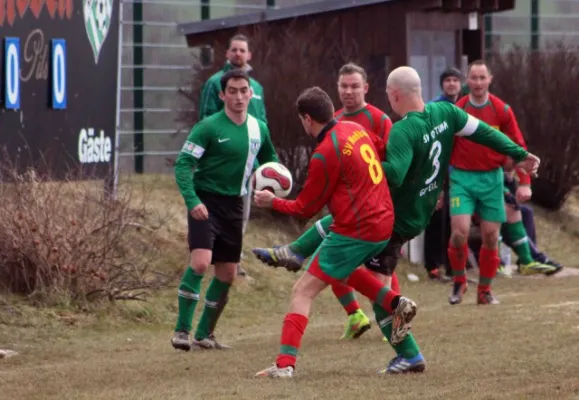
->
xmin=516 ymin=185 xmax=532 ymax=203
xmin=254 ymin=190 xmax=276 ymax=208
xmin=190 ymin=204 xmax=209 ymax=220
xmin=435 ymin=192 xmax=444 ymax=210
xmin=516 ymin=153 xmax=540 ymax=178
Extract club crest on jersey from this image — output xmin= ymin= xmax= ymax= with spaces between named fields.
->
xmin=250 ymin=139 xmax=260 ymax=154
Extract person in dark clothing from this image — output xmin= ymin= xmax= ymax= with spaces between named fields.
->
xmin=423 ymin=67 xmax=464 ymax=280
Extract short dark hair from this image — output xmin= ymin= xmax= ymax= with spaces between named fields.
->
xmin=220 ymin=69 xmax=250 ymax=92
xmin=228 ymin=34 xmax=250 ymax=50
xmin=338 ymin=63 xmax=368 ymax=81
xmin=468 ymin=59 xmax=491 ymax=75
xmin=296 ymin=87 xmax=334 ymax=124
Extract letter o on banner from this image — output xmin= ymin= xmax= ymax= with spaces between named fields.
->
xmin=4 ymin=38 xmax=20 ymax=109
xmin=51 ymin=39 xmax=67 ymax=109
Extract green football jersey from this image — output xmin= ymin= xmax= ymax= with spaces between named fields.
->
xmin=382 ymin=101 xmax=528 ymax=238
xmin=175 ymin=110 xmax=278 ymax=210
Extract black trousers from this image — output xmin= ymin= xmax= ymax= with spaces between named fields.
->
xmin=423 ymin=184 xmax=451 ymax=276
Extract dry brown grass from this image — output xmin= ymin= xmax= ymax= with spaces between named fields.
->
xmin=1 ymin=175 xmax=579 ymax=399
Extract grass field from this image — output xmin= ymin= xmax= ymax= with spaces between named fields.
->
xmin=1 ymin=176 xmax=579 ymax=400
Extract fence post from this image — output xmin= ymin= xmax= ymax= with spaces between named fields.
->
xmin=133 ymin=0 xmax=144 ymax=174
xmin=530 ymin=0 xmax=539 ymax=51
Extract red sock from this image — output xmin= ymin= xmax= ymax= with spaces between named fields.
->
xmin=478 ymin=246 xmax=499 ymax=293
xmin=391 ymin=272 xmax=400 ymax=294
xmin=276 ymin=313 xmax=308 ymax=368
xmin=331 ymin=283 xmax=360 ymax=315
xmin=346 ymin=267 xmax=399 ymax=313
xmin=448 ymin=243 xmax=468 ymax=283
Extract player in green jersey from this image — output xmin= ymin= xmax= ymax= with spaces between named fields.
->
xmin=252 ymin=67 xmax=539 ymax=372
xmin=171 ymin=69 xmax=278 ymax=351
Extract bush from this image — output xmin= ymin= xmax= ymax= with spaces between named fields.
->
xmin=489 ymin=43 xmax=579 ymax=210
xmin=0 ymin=167 xmax=173 ymax=306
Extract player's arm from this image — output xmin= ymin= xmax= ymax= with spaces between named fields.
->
xmin=453 ymin=106 xmax=528 ymax=162
xmin=256 ymin=123 xmax=279 ymax=164
xmin=198 ymin=79 xmax=221 ymax=120
xmin=174 ymin=123 xmax=210 ymax=210
xmin=501 ymin=106 xmax=531 ymax=185
xmin=272 ymin=145 xmax=338 ymax=219
xmin=381 ymin=125 xmax=414 ymax=187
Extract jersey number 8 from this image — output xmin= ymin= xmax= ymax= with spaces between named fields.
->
xmin=360 ymin=144 xmax=383 ymax=185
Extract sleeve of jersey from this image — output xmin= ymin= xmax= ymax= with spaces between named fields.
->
xmin=455 ymin=109 xmax=529 ymax=164
xmin=502 ymin=107 xmax=531 ymax=185
xmin=257 ymin=125 xmax=279 ymax=165
xmin=198 ymin=80 xmax=219 ymax=120
xmin=375 ymin=114 xmax=392 ymax=162
xmin=272 ymin=149 xmax=338 ymax=219
xmin=381 ymin=125 xmax=413 ymax=187
xmin=174 ymin=124 xmax=208 ymax=211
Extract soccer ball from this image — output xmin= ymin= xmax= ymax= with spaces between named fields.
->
xmin=252 ymin=162 xmax=293 ymax=198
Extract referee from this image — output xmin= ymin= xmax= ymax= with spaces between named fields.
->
xmin=172 ymin=69 xmax=279 ymax=351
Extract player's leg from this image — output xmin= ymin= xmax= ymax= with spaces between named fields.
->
xmin=171 ymin=213 xmax=214 ymax=351
xmin=253 ymin=214 xmax=369 ymax=337
xmin=252 ymin=214 xmax=333 ymax=270
xmin=255 ymin=240 xmax=336 ymax=378
xmin=503 ymin=194 xmax=561 ymax=275
xmin=364 ymin=235 xmax=425 ymax=373
xmin=448 ymin=169 xmax=476 ymax=305
xmin=192 ymin=196 xmax=243 ymax=349
xmin=476 ymin=169 xmax=508 ymax=305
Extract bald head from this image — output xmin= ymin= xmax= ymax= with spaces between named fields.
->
xmin=387 ymin=66 xmax=422 ymax=94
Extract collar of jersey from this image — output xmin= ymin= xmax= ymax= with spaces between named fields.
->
xmin=317 ymin=119 xmax=338 ymax=143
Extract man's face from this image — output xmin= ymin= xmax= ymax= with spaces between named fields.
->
xmin=338 ymin=72 xmax=368 ymax=110
xmin=442 ymin=76 xmax=461 ymax=98
xmin=219 ymin=78 xmax=252 ymax=113
xmin=386 ymin=85 xmax=401 ymax=116
xmin=467 ymin=65 xmax=492 ymax=98
xmin=226 ymin=40 xmax=251 ymax=68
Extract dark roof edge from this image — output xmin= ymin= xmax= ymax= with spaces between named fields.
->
xmin=176 ymin=0 xmax=396 ymax=36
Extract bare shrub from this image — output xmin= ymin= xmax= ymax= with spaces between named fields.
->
xmin=0 ymin=166 xmax=174 ymax=306
xmin=490 ymin=43 xmax=579 ymax=210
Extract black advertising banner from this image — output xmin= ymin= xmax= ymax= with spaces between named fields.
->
xmin=0 ymin=0 xmax=119 ymax=179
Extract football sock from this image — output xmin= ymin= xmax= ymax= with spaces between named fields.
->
xmin=289 ymin=215 xmax=333 ymax=258
xmin=346 ymin=267 xmax=399 ymax=313
xmin=374 ymin=303 xmax=420 ymax=359
xmin=505 ymin=221 xmax=533 ymax=264
xmin=195 ymin=277 xmax=231 ymax=340
xmin=448 ymin=243 xmax=468 ymax=284
xmin=277 ymin=313 xmax=308 ymax=368
xmin=209 ymin=294 xmax=229 ymax=335
xmin=175 ymin=267 xmax=203 ymax=332
xmin=478 ymin=246 xmax=500 ymax=293
xmin=331 ymin=283 xmax=360 ymax=315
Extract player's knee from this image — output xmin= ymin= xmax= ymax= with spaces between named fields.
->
xmin=450 ymin=231 xmax=468 ymax=247
xmin=214 ymin=263 xmax=237 ymax=283
xmin=505 ymin=206 xmax=521 ymax=223
xmin=190 ymin=253 xmax=211 ymax=274
xmin=481 ymin=230 xmax=500 ymax=248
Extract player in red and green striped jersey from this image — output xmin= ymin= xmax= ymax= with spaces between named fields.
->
xmin=253 ymin=86 xmax=419 ymax=378
xmin=448 ymin=60 xmax=560 ymax=306
xmin=253 ymin=63 xmax=397 ymax=341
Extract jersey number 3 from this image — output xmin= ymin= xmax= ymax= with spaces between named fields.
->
xmin=425 ymin=140 xmax=442 ymax=185
xmin=360 ymin=144 xmax=383 ymax=185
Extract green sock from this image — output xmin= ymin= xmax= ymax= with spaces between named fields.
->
xmin=175 ymin=267 xmax=203 ymax=332
xmin=373 ymin=303 xmax=420 ymax=359
xmin=505 ymin=221 xmax=533 ymax=264
xmin=194 ymin=277 xmax=231 ymax=340
xmin=289 ymin=215 xmax=333 ymax=257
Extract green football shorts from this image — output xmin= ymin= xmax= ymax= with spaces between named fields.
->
xmin=305 ymin=232 xmax=389 ymax=282
xmin=449 ymin=167 xmax=506 ymax=223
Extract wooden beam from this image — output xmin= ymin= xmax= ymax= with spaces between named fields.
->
xmin=480 ymin=0 xmax=500 ymax=13
xmin=418 ymin=0 xmax=444 ymax=11
xmin=460 ymin=0 xmax=480 ymax=11
xmin=497 ymin=0 xmax=515 ymax=12
xmin=442 ymin=0 xmax=462 ymax=12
